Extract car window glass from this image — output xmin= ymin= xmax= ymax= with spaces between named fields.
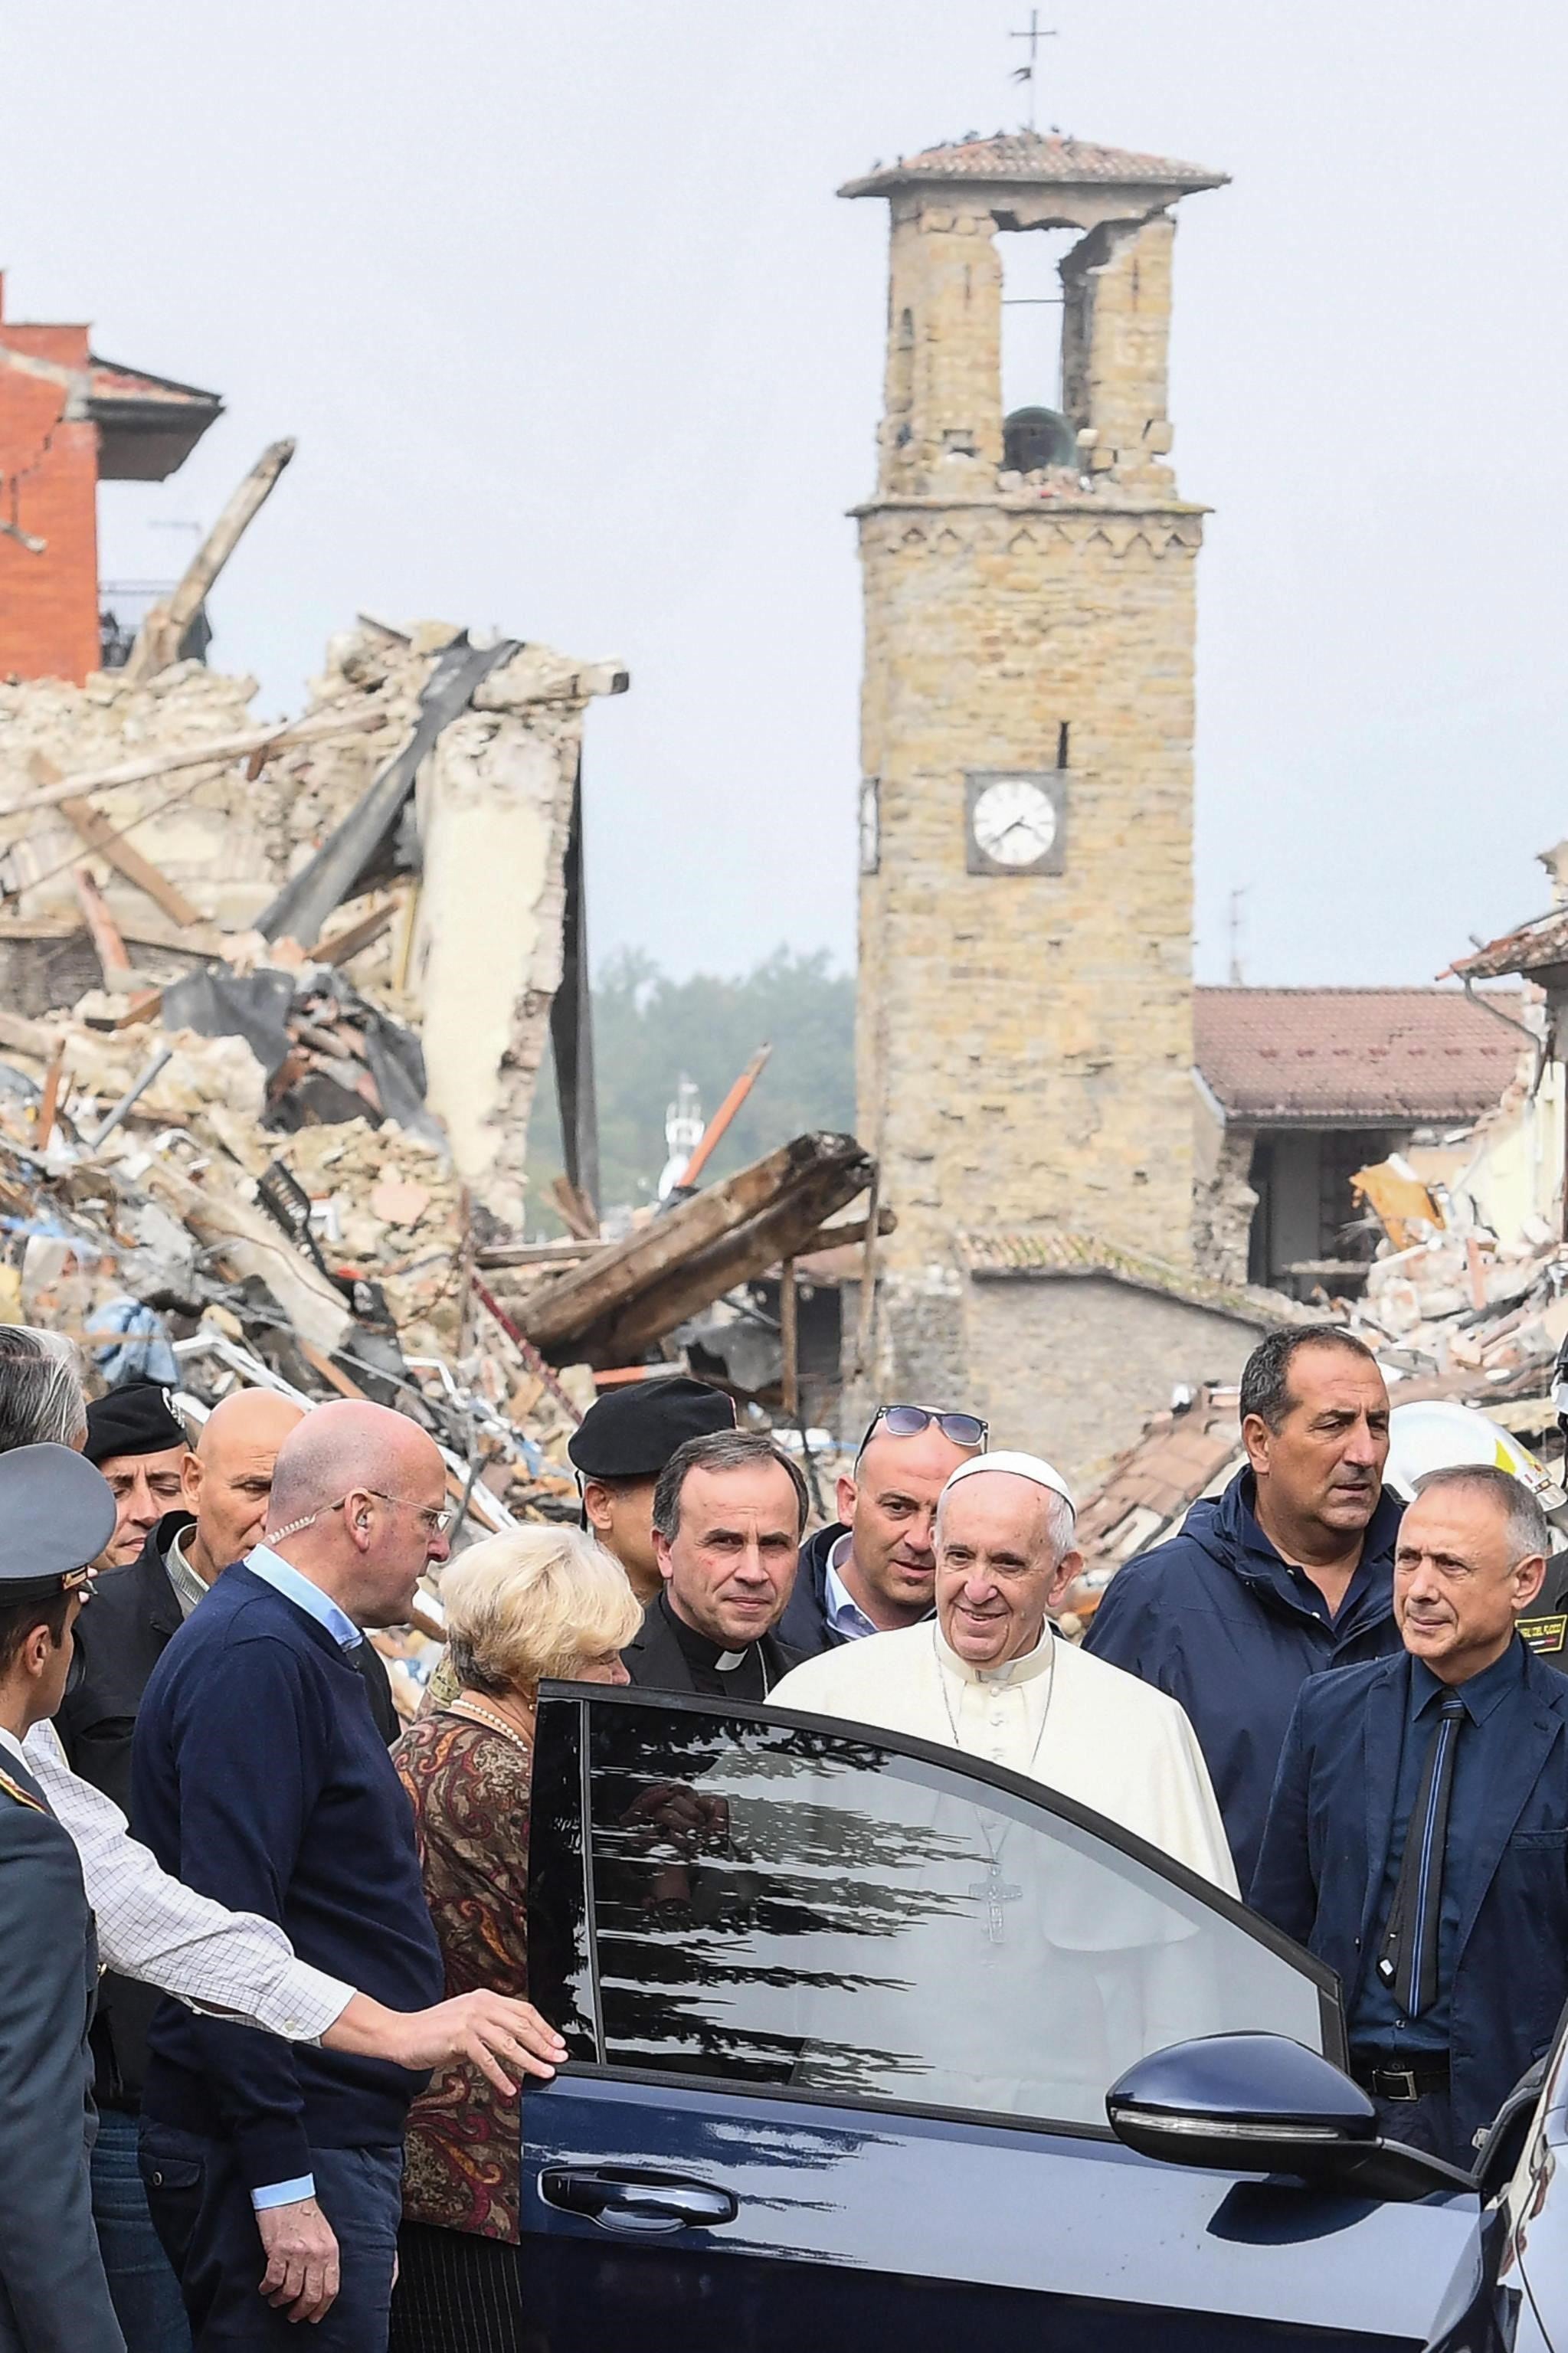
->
xmin=578 ymin=1702 xmax=1332 ymax=2132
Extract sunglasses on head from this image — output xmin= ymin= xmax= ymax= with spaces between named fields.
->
xmin=856 ymin=1404 xmax=988 ymax=1462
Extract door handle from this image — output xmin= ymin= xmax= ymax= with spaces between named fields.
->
xmin=541 ymin=2166 xmax=738 ymax=2234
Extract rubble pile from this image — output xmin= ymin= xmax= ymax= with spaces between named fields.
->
xmin=0 ymin=617 xmax=639 ymax=1668
xmin=1312 ymin=1155 xmax=1568 ymax=1394
xmin=1344 ymin=1231 xmax=1568 ymax=1386
xmin=0 ymin=601 xmax=882 ymax=1722
xmin=0 ymin=618 xmax=472 ymax=951
xmin=0 ymin=965 xmax=587 ymax=1477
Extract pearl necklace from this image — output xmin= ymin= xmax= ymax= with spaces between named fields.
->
xmin=451 ymin=1696 xmax=534 ymax=1755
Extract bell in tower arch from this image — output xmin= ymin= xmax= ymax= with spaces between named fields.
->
xmin=1003 ymin=405 xmax=1078 ymax=475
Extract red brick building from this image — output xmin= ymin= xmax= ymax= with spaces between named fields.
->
xmin=0 ymin=273 xmax=221 ymax=683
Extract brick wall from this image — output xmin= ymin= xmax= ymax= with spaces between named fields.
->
xmin=0 ymin=319 xmax=102 ymax=685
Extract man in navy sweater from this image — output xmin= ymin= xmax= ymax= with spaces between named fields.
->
xmin=133 ymin=1402 xmax=458 ymax=2351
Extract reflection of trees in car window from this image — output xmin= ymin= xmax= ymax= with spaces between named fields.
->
xmin=591 ymin=1718 xmax=973 ymax=2088
xmin=576 ymin=1705 xmax=1328 ymax=2129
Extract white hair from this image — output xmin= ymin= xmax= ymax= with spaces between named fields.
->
xmin=441 ymin=1526 xmax=643 ymax=1697
xmin=0 ymin=1325 xmax=87 ymax=1451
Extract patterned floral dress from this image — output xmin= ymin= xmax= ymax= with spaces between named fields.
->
xmin=393 ymin=1710 xmax=532 ymax=2242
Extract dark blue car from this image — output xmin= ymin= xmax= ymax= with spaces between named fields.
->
xmin=512 ymin=1683 xmax=1558 ymax=2348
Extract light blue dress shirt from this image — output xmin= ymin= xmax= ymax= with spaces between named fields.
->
xmin=238 ymin=1544 xmax=363 ymax=2211
xmin=823 ymin=1536 xmax=882 ymax=1643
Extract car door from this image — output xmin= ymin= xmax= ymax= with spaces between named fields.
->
xmin=519 ymin=1684 xmax=1478 ymax=2351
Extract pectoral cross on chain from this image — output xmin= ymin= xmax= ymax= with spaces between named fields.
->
xmin=970 ymin=1859 xmax=1023 ymax=1946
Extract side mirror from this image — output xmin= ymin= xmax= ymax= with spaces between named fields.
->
xmin=1108 ymin=2035 xmax=1472 ymax=2203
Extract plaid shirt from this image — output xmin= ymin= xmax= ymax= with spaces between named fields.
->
xmin=22 ymin=1720 xmax=350 ymax=2042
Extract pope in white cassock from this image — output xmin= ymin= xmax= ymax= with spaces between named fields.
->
xmin=769 ymin=1451 xmax=1238 ymax=1896
xmin=754 ymin=1454 xmax=1251 ymax=2121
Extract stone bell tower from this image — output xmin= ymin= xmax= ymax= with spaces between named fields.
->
xmin=842 ymin=129 xmax=1229 ymax=1432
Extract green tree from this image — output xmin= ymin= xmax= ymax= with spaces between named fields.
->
xmin=527 ymin=947 xmax=856 ymax=1228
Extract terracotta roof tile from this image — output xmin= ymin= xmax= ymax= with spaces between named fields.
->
xmin=840 ymin=129 xmax=1228 ymax=199
xmin=86 ymin=355 xmax=222 ymax=411
xmin=1193 ymin=987 xmax=1522 ymax=1124
xmin=1446 ymin=909 xmax=1568 ymax=984
xmin=1063 ymin=1391 xmax=1243 ymax=1610
xmin=956 ymin=1226 xmax=1309 ymax=1326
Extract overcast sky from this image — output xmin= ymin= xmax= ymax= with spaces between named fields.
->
xmin=4 ymin=0 xmax=1565 ymax=987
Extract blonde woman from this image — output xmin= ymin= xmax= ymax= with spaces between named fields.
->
xmin=388 ymin=1527 xmax=640 ymax=2352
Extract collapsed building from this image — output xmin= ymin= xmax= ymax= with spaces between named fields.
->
xmin=1070 ymin=850 xmax=1568 ymax=1612
xmin=0 ymin=425 xmax=886 ymax=1702
xmin=9 ymin=172 xmax=1563 ymax=1645
xmin=0 ymin=613 xmax=624 ymax=1224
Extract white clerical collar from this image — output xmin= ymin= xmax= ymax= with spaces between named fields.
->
xmin=935 ymin=1622 xmax=1055 ymax=1685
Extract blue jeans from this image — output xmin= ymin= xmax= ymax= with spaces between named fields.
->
xmin=92 ymin=2108 xmax=193 ymax=2353
xmin=139 ymin=2121 xmax=401 ymax=2351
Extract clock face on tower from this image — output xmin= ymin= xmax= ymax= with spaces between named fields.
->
xmin=964 ymin=770 xmax=1067 ymax=876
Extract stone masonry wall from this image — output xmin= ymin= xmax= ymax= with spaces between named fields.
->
xmin=881 ymin=208 xmax=1006 ymax=485
xmin=962 ymin=1272 xmax=1262 ymax=1494
xmin=852 ymin=165 xmax=1209 ymax=1415
xmin=1061 ymin=215 xmax=1177 ymax=490
xmin=857 ymin=500 xmax=1201 ymax=1264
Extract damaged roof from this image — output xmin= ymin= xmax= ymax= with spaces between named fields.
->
xmin=87 ymin=353 xmax=224 ymax=482
xmin=1445 ymin=908 xmax=1568 ymax=986
xmin=839 ymin=129 xmax=1229 ymax=199
xmin=957 ymin=1226 xmax=1308 ymax=1328
xmin=1194 ymin=987 xmax=1523 ymax=1125
xmin=1064 ymin=1387 xmax=1243 ymax=1612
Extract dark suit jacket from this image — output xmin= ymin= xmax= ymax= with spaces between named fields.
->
xmin=1251 ymin=1641 xmax=1568 ymax=2158
xmin=57 ymin=1514 xmax=399 ymax=2108
xmin=0 ymin=1750 xmax=122 ymax=2353
xmin=777 ymin=1523 xmax=851 ymax=1658
xmin=622 ymin=1599 xmax=804 ymax=1697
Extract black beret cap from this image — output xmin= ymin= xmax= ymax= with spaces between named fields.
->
xmin=0 ymin=1443 xmax=117 ymax=1599
xmin=568 ymin=1376 xmax=735 ymax=1482
xmin=83 ymin=1381 xmax=188 ymax=1468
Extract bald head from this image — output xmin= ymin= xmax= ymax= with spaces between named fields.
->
xmin=182 ymin=1388 xmax=306 ymax=1586
xmin=834 ymin=1419 xmax=980 ymax=1632
xmin=199 ymin=1387 xmax=305 ymax=1464
xmin=266 ymin=1402 xmax=450 ymax=1630
xmin=269 ymin=1402 xmax=440 ymax=1523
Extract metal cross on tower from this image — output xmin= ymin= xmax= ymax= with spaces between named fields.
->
xmin=1008 ymin=9 xmax=1059 ymax=133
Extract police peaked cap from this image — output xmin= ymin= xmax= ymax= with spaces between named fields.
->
xmin=0 ymin=1444 xmax=117 ymax=1601
xmin=568 ymin=1376 xmax=736 ymax=1482
xmin=83 ymin=1380 xmax=188 ymax=1467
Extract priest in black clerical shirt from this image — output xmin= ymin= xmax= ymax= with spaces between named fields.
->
xmin=622 ymin=1430 xmax=808 ymax=1700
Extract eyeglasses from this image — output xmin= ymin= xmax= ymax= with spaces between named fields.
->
xmin=362 ymin=1491 xmax=454 ymax=1536
xmin=313 ymin=1492 xmax=453 ymax=1538
xmin=856 ymin=1404 xmax=989 ymax=1462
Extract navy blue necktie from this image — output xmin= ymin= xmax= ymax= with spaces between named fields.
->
xmin=1378 ymin=1690 xmax=1466 ymax=2018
